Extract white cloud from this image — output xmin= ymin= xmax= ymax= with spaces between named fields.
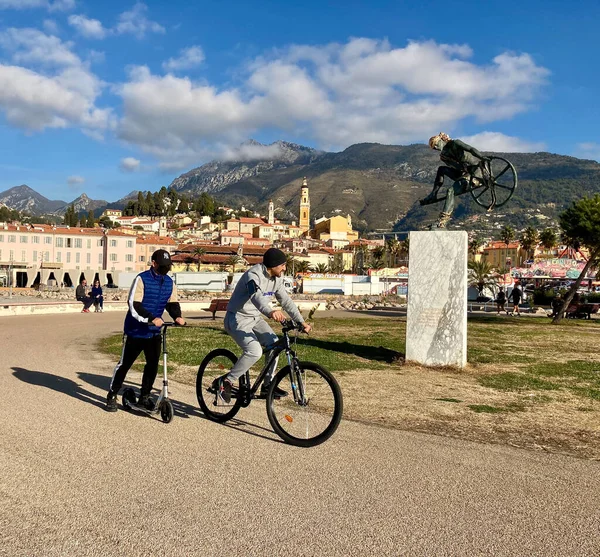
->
xmin=42 ymin=19 xmax=59 ymax=34
xmin=0 ymin=28 xmax=111 ymax=133
xmin=68 ymin=14 xmax=107 ymax=39
xmin=221 ymin=142 xmax=286 ymax=162
xmin=67 ymin=175 xmax=85 ymax=186
xmin=119 ymin=157 xmax=141 ymax=172
xmin=116 ymin=38 xmax=549 ymax=167
xmin=115 ymin=2 xmax=165 ymax=39
xmin=0 ymin=0 xmax=45 ymax=8
xmin=0 ymin=27 xmax=79 ymax=67
xmin=0 ymin=0 xmax=75 ymax=10
xmin=162 ymin=46 xmax=204 ymax=72
xmin=460 ymin=131 xmax=546 ymax=153
xmin=48 ymin=0 xmax=75 ymax=12
xmin=575 ymin=142 xmax=600 ymax=162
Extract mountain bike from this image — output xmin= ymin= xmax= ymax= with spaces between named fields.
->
xmin=196 ymin=320 xmax=343 ymax=447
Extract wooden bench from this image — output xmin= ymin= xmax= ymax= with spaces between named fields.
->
xmin=205 ymin=298 xmax=229 ymax=319
xmin=566 ymin=303 xmax=600 ymax=319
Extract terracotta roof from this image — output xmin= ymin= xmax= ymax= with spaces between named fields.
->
xmin=485 ymin=241 xmax=521 ymax=250
xmin=137 ymin=235 xmax=176 ymax=245
xmin=1 ymin=224 xmax=131 ymax=237
xmin=239 ymin=217 xmax=266 ymax=224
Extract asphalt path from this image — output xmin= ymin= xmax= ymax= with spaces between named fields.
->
xmin=1 ymin=312 xmax=599 ymax=557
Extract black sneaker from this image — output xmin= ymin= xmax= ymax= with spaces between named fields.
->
xmin=138 ymin=394 xmax=155 ymax=411
xmin=261 ymin=385 xmax=288 ymax=399
xmin=106 ymin=392 xmax=118 ymax=412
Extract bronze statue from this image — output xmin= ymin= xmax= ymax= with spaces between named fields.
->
xmin=420 ymin=132 xmax=518 ymax=229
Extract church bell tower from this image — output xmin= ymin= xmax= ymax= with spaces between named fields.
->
xmin=299 ymin=177 xmax=310 ymax=231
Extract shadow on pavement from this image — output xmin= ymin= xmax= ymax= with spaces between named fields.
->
xmin=300 ymin=338 xmax=404 ymax=363
xmin=12 ymin=367 xmax=107 ymax=410
xmin=76 ymin=371 xmax=283 ymax=443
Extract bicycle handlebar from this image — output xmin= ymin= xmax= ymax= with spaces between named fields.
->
xmin=281 ymin=319 xmax=306 ymax=333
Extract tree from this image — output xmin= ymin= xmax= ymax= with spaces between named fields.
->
xmin=386 ymin=238 xmax=400 ymax=267
xmin=539 ymin=228 xmax=557 ymax=253
xmin=329 ymin=253 xmax=345 ymax=274
xmin=184 ymin=256 xmax=194 ymax=272
xmin=225 ymin=255 xmax=244 ymax=275
xmin=399 ymin=237 xmax=410 ymax=263
xmin=468 ymin=235 xmax=484 ymax=258
xmin=63 ymin=204 xmax=77 ymax=227
xmin=295 ymin=260 xmax=311 ymax=274
xmin=552 ymin=195 xmax=600 ymax=323
xmin=137 ymin=191 xmax=148 ymax=216
xmin=86 ymin=210 xmax=95 ymax=228
xmin=468 ymin=260 xmax=500 ymax=296
xmin=519 ymin=226 xmax=539 ymax=262
xmin=192 ymin=247 xmax=206 ymax=271
xmin=146 ymin=192 xmax=156 ymax=216
xmin=499 ymin=225 xmax=515 ymax=272
xmin=98 ymin=216 xmax=113 ymax=229
xmin=311 ymin=263 xmax=329 ymax=273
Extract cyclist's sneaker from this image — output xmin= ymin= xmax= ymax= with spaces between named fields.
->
xmin=260 ymin=385 xmax=288 ymax=399
xmin=106 ymin=391 xmax=118 ymax=412
xmin=211 ymin=377 xmax=232 ymax=403
xmin=138 ymin=394 xmax=155 ymax=410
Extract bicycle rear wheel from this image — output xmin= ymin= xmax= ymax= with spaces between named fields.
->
xmin=267 ymin=361 xmax=343 ymax=447
xmin=470 ymin=157 xmax=517 ymax=210
xmin=196 ymin=349 xmax=242 ymax=422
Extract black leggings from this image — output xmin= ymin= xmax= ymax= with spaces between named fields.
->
xmin=109 ymin=334 xmax=161 ymax=397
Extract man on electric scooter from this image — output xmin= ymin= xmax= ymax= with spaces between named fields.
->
xmin=105 ymin=249 xmax=185 ymax=412
xmin=213 ymin=248 xmax=311 ymax=403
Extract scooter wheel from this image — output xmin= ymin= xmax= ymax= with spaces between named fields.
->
xmin=160 ymin=400 xmax=174 ymax=423
xmin=122 ymin=388 xmax=137 ymax=410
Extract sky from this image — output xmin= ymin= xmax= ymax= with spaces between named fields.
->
xmin=0 ymin=0 xmax=599 ymax=203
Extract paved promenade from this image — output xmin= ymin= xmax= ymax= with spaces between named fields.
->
xmin=1 ymin=312 xmax=599 ymax=556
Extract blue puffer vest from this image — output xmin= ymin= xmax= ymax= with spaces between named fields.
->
xmin=124 ymin=268 xmax=173 ymax=339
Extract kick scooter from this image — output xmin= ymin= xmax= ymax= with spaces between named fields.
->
xmin=122 ymin=322 xmax=178 ymax=423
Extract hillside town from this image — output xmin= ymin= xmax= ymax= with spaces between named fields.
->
xmin=0 ymin=176 xmax=595 ymax=298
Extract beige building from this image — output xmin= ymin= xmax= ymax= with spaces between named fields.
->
xmin=310 ymin=215 xmax=359 ymax=247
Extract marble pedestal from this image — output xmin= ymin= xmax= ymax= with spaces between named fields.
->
xmin=405 ymin=231 xmax=468 ymax=367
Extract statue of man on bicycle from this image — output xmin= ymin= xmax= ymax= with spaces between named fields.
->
xmin=419 ymin=132 xmax=518 ymax=229
xmin=421 ymin=132 xmax=491 ymax=228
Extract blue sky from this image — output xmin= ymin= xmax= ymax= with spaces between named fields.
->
xmin=0 ymin=0 xmax=598 ymax=203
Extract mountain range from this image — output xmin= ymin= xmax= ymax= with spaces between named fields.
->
xmin=2 ymin=140 xmax=600 ymax=233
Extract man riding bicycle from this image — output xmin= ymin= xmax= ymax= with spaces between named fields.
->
xmin=422 ymin=132 xmax=489 ymax=228
xmin=213 ymin=248 xmax=311 ymax=403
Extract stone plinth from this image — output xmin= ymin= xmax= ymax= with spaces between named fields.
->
xmin=406 ymin=231 xmax=467 ymax=367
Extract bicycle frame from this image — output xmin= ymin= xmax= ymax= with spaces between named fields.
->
xmin=237 ymin=325 xmax=304 ymax=407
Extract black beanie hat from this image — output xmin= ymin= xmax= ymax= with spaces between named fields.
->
xmin=263 ymin=248 xmax=287 ymax=268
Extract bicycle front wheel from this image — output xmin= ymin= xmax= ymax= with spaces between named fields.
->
xmin=267 ymin=361 xmax=343 ymax=447
xmin=196 ymin=349 xmax=242 ymax=423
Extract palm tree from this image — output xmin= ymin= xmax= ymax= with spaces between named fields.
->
xmin=183 ymin=256 xmax=194 ymax=272
xmin=192 ymin=247 xmax=206 ymax=271
xmin=468 ymin=235 xmax=484 ymax=259
xmin=539 ymin=228 xmax=557 ymax=256
xmin=468 ymin=260 xmax=500 ymax=297
xmin=225 ymin=255 xmax=244 ymax=275
xmin=399 ymin=237 xmax=410 ymax=264
xmin=386 ymin=238 xmax=400 ymax=267
xmin=312 ymin=262 xmax=329 ymax=273
xmin=295 ymin=260 xmax=311 ymax=274
xmin=519 ymin=226 xmax=539 ymax=263
xmin=499 ymin=225 xmax=515 ymax=273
